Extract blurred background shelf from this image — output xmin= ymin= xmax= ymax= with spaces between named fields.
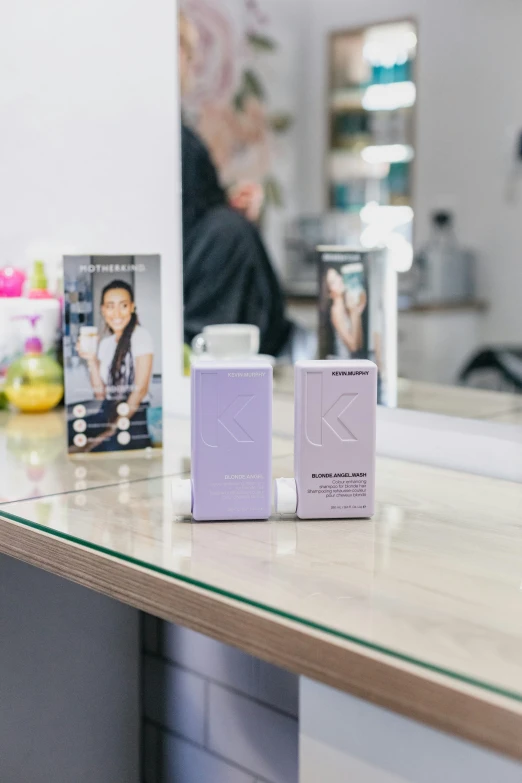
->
xmin=327 ymin=21 xmax=417 ymax=213
xmin=331 ymin=80 xmax=416 ymax=111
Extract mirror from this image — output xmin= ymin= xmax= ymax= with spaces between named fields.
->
xmin=178 ymin=0 xmax=522 ymax=424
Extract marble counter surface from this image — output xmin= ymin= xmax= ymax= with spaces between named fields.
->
xmin=1 ymin=382 xmax=522 ymax=761
xmin=4 ymin=453 xmax=522 ymax=702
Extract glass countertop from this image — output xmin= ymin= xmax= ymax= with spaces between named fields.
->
xmin=1 ymin=410 xmax=522 ymax=705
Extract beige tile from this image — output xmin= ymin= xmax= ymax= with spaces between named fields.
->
xmin=207 ymin=683 xmax=298 ymax=783
xmin=163 ymin=735 xmax=255 ymax=783
xmin=163 ymin=625 xmax=258 ymax=699
xmin=143 ymin=656 xmax=206 ymax=744
xmin=162 ymin=624 xmax=298 ymax=716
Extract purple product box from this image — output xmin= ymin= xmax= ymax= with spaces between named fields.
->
xmin=190 ymin=361 xmax=273 ymax=522
xmin=293 ymin=359 xmax=377 ymax=520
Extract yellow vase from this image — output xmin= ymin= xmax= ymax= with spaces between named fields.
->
xmin=5 ymin=342 xmax=63 ymax=414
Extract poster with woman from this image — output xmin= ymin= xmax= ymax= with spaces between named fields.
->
xmin=319 ymin=247 xmax=370 ymax=362
xmin=63 ymin=255 xmax=163 ymax=453
xmin=318 ymin=245 xmax=397 ymax=407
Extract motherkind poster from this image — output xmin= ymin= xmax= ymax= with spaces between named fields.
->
xmin=63 ymin=255 xmax=163 ymax=454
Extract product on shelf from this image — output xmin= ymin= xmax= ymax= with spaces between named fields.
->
xmin=5 ymin=319 xmax=63 ymax=413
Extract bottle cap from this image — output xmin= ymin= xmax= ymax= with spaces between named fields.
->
xmin=25 ymin=336 xmax=43 ymax=354
xmin=171 ymin=479 xmax=192 ymax=518
xmin=29 ymin=260 xmax=48 ymax=292
xmin=274 ymin=478 xmax=297 ymax=515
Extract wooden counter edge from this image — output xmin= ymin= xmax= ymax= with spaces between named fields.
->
xmin=1 ymin=513 xmax=521 ymax=763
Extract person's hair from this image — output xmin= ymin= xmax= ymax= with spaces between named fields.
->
xmin=101 ymin=279 xmax=139 ymax=394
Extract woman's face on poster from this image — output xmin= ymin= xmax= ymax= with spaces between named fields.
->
xmin=326 ymin=268 xmax=345 ymax=298
xmin=102 ymin=288 xmax=135 ymax=334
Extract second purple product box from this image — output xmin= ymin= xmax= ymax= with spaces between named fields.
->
xmin=276 ymin=360 xmax=377 ymax=520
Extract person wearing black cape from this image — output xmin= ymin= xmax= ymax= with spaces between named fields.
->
xmin=179 ymin=13 xmax=292 ymax=358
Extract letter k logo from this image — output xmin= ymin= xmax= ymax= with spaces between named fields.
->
xmin=304 ymin=372 xmax=358 ymax=445
xmin=322 ymin=394 xmax=358 ymax=441
xmin=218 ymin=395 xmax=255 ymax=442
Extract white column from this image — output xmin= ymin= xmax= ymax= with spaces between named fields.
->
xmin=300 ymin=677 xmax=522 ymax=783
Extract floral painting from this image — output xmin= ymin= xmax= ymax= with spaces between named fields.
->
xmin=181 ymin=0 xmax=293 ymax=209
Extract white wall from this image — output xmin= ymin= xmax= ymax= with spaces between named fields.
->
xmin=297 ymin=0 xmax=522 ymax=344
xmin=0 ymin=0 xmax=183 ymax=410
xmin=301 ymin=678 xmax=522 ymax=783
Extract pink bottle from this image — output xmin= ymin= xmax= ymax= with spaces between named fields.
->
xmin=172 ymin=361 xmax=273 ymax=522
xmin=275 ymin=359 xmax=377 ymax=520
xmin=0 ymin=267 xmax=25 ymax=297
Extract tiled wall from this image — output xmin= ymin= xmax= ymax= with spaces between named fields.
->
xmin=141 ymin=615 xmax=299 ymax=783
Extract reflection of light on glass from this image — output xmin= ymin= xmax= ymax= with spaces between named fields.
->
xmin=118 ymin=481 xmax=130 ymax=504
xmin=386 ymin=234 xmax=414 ymax=272
xmin=363 ymin=42 xmax=397 ymax=67
xmin=274 ymin=521 xmax=297 ymax=556
xmin=360 ymin=202 xmax=413 ymax=225
xmin=376 ymin=504 xmax=405 ymax=569
xmin=75 ymin=494 xmax=87 ymax=507
xmin=363 ymin=22 xmax=417 ymax=65
xmin=362 ymin=82 xmax=416 ymax=111
xmin=360 ymin=226 xmax=382 ymax=249
xmin=404 ymin=31 xmax=417 ymax=48
xmin=173 ymin=542 xmax=192 ymax=559
xmin=29 ymin=451 xmax=39 ymax=466
xmin=75 ymin=480 xmax=87 ymax=491
xmin=361 ymin=143 xmax=414 ymax=164
xmin=75 ymin=466 xmax=87 ymax=480
xmin=360 ymin=203 xmax=414 ymax=272
xmin=171 ymin=539 xmax=193 ymax=570
xmin=118 ymin=464 xmax=130 ymax=478
xmin=361 ymin=229 xmax=413 ymax=272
